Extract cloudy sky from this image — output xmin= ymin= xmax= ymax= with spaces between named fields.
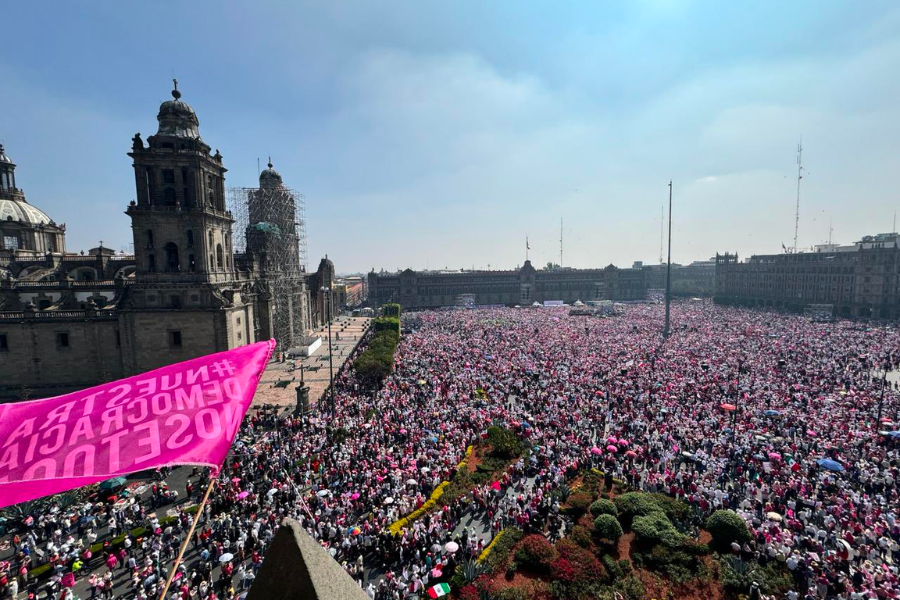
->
xmin=2 ymin=1 xmax=899 ymax=273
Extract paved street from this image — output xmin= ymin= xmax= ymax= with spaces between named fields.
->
xmin=253 ymin=316 xmax=371 ymax=411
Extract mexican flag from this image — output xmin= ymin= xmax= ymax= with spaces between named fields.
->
xmin=427 ymin=583 xmax=451 ymax=599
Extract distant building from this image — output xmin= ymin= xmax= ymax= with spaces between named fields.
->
xmin=367 ymin=260 xmax=649 ymax=309
xmin=715 ymin=233 xmax=900 ymax=318
xmin=333 ymin=276 xmax=367 ymax=308
xmin=641 ymin=259 xmax=716 ymax=296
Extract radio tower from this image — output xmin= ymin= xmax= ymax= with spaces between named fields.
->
xmin=793 ymin=139 xmax=803 ymax=253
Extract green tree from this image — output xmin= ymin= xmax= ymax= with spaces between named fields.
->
xmin=706 ymin=510 xmax=751 ymax=550
xmin=593 ymin=514 xmax=623 ymax=543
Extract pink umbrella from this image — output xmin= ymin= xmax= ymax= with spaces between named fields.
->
xmin=490 ymin=481 xmax=501 ymax=491
xmin=768 ymin=452 xmax=782 ymax=461
xmin=606 ymin=445 xmax=618 ymax=453
xmin=237 ymin=491 xmax=250 ymax=500
xmin=350 ymin=493 xmax=360 ymax=500
xmin=625 ymin=450 xmax=637 ymax=458
xmin=590 ymin=447 xmax=603 ymax=455
xmin=607 ymin=436 xmax=618 ymax=444
xmin=617 ymin=438 xmax=628 ymax=446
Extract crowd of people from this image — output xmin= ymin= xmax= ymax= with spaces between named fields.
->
xmin=2 ymin=302 xmax=899 ymax=600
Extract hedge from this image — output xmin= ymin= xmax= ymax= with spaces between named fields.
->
xmin=706 ymin=510 xmax=751 ymax=550
xmin=373 ymin=316 xmax=401 ymax=335
xmin=354 ymin=329 xmax=399 ymax=383
xmin=613 ymin=492 xmax=665 ymax=527
xmin=631 ymin=512 xmax=686 ymax=548
xmin=589 ymin=499 xmax=618 ymax=517
xmin=381 ymin=303 xmax=401 ymax=318
xmin=388 ymin=481 xmax=449 ymax=535
xmin=385 ymin=445 xmax=472 ymax=535
xmin=480 ymin=528 xmax=524 ymax=572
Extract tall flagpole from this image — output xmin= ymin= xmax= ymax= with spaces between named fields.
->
xmin=663 ymin=180 xmax=673 ymax=339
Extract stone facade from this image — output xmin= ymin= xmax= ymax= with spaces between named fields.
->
xmin=0 ymin=83 xmax=329 ymax=400
xmin=715 ymin=233 xmax=900 ymax=318
xmin=367 ymin=260 xmax=649 ymax=309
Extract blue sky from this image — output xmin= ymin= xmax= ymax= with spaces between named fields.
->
xmin=2 ymin=1 xmax=899 ymax=273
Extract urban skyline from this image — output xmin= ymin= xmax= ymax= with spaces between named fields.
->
xmin=3 ymin=1 xmax=899 ymax=272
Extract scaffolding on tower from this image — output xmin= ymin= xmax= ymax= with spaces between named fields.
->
xmin=228 ymin=185 xmax=309 ymax=351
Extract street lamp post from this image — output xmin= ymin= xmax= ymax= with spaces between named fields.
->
xmin=321 ymin=286 xmax=335 ymax=417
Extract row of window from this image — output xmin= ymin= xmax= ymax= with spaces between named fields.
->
xmin=142 ymin=167 xmax=223 ymax=210
xmin=145 ymin=229 xmax=230 ymax=272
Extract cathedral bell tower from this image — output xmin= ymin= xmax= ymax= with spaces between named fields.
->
xmin=126 ymin=80 xmax=234 ymax=281
xmin=119 ymin=81 xmax=255 ymax=375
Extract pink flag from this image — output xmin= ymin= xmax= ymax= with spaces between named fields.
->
xmin=0 ymin=339 xmax=275 ymax=509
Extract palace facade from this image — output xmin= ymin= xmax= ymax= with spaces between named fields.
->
xmin=367 ymin=261 xmax=649 ymax=309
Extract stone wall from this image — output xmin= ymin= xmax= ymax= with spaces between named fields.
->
xmin=0 ymin=314 xmax=123 ymax=399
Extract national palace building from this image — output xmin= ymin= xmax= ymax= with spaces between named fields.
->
xmin=366 ymin=258 xmax=717 ymax=309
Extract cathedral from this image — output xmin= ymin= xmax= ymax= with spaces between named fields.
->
xmin=0 ymin=83 xmax=334 ymax=400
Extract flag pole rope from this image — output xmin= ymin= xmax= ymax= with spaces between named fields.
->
xmin=158 ymin=475 xmax=217 ymax=599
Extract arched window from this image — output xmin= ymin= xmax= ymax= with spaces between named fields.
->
xmin=146 ymin=230 xmax=154 ymax=248
xmin=148 ymin=254 xmax=156 ymax=272
xmin=186 ymin=230 xmax=194 ymax=248
xmin=216 ymin=244 xmax=223 ymax=269
xmin=164 ymin=187 xmax=177 ymax=206
xmin=210 ymin=255 xmax=214 ymax=269
xmin=208 ymin=231 xmax=214 ymax=248
xmin=188 ymin=254 xmax=196 ymax=272
xmin=164 ymin=242 xmax=179 ymax=272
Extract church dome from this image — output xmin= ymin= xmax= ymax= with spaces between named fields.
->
xmin=259 ymin=159 xmax=283 ymax=188
xmin=0 ymin=144 xmax=12 ymax=165
xmin=156 ymin=81 xmax=201 ymax=139
xmin=0 ymin=197 xmax=54 ymax=226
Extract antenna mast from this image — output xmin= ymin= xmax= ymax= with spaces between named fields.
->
xmin=793 ymin=139 xmax=803 ymax=252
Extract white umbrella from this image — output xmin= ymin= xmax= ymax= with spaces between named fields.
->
xmin=420 ymin=467 xmax=431 ymax=473
xmin=838 ymin=539 xmax=854 ymax=560
xmin=766 ymin=512 xmax=783 ymax=522
xmin=267 ymin=489 xmax=278 ymax=497
xmin=406 ymin=479 xmax=418 ymax=486
xmin=444 ymin=542 xmax=459 ymax=553
xmin=384 ymin=497 xmax=394 ymax=505
xmin=316 ymin=490 xmax=330 ymax=497
xmin=219 ymin=553 xmax=234 ymax=563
